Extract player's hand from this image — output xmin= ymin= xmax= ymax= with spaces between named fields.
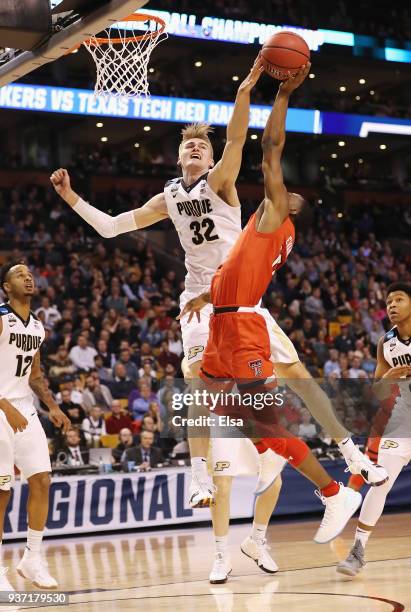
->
xmin=49 ymin=406 xmax=71 ymax=433
xmin=239 ymin=56 xmax=265 ymax=92
xmin=177 ymin=292 xmax=210 ymax=323
xmin=381 ymin=365 xmax=411 ymax=380
xmin=280 ymin=62 xmax=311 ymax=94
xmin=50 ymin=168 xmax=73 ymax=201
xmin=0 ymin=400 xmax=28 ymax=433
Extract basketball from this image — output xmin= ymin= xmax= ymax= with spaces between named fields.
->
xmin=261 ymin=31 xmax=310 ymax=80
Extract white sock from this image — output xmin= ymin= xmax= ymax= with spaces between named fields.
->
xmin=338 ymin=437 xmax=356 ymax=460
xmin=191 ymin=457 xmax=208 ymax=480
xmin=25 ymin=528 xmax=44 ymax=559
xmin=215 ymin=535 xmax=228 ymax=555
xmin=355 ymin=527 xmax=371 ymax=548
xmin=252 ymin=522 xmax=267 ymax=542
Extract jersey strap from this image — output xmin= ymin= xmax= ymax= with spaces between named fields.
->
xmin=164 ymin=177 xmax=182 ymax=189
xmin=383 ymin=327 xmax=398 ymax=343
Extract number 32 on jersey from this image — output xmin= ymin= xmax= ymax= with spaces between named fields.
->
xmin=190 ymin=217 xmax=219 ymax=245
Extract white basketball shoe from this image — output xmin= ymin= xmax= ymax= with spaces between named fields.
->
xmin=188 ymin=473 xmax=216 ymax=508
xmin=17 ymin=554 xmax=58 ymax=589
xmin=209 ymin=553 xmax=232 ymax=584
xmin=344 ymin=446 xmax=388 ymax=487
xmin=0 ymin=566 xmax=14 ymax=592
xmin=241 ymin=536 xmax=278 ymax=573
xmin=314 ymin=484 xmax=362 ymax=544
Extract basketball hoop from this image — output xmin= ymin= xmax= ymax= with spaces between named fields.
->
xmin=77 ymin=14 xmax=167 ymax=98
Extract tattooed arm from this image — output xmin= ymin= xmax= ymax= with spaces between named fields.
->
xmin=30 ymin=351 xmax=71 ymax=432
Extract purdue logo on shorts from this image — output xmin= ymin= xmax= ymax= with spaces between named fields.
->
xmin=381 ymin=440 xmax=399 ymax=450
xmin=214 ymin=461 xmax=230 ymax=471
xmin=248 ymin=359 xmax=263 ymax=377
xmin=187 ymin=345 xmax=204 ymax=360
xmin=0 ymin=475 xmax=11 ymax=487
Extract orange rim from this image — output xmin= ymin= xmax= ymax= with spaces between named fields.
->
xmin=65 ymin=13 xmax=166 ymax=54
xmin=86 ymin=14 xmax=166 ymax=45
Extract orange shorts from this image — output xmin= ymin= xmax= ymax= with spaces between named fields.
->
xmin=200 ymin=310 xmax=275 ymax=386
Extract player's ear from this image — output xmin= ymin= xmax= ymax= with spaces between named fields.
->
xmin=209 ymin=159 xmax=215 ymax=169
xmin=177 ymin=157 xmax=182 ymax=167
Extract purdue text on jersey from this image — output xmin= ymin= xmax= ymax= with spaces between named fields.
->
xmin=0 ymin=304 xmax=45 ymax=400
xmin=164 ymin=174 xmax=241 ymax=291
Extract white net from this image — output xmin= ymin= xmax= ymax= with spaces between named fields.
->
xmin=83 ymin=15 xmax=167 ymax=98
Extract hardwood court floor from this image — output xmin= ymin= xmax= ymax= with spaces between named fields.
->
xmin=2 ymin=513 xmax=410 ymax=611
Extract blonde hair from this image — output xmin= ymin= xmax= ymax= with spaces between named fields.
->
xmin=179 ymin=122 xmax=214 ymax=156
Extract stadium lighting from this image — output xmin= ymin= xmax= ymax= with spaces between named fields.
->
xmin=232 ymin=75 xmax=239 ymax=81
xmin=359 ymin=78 xmax=366 ymax=84
xmin=101 ymin=136 xmax=108 ymax=142
xmin=337 ymin=212 xmax=343 ymax=218
xmin=194 ymin=61 xmax=203 ymax=67
xmin=380 ymin=144 xmax=387 ymax=150
xmin=338 ymin=141 xmax=345 ymax=147
xmin=309 ymin=73 xmax=315 ymax=79
xmin=149 ymin=67 xmax=155 ymax=73
xmin=143 ymin=125 xmax=151 ymax=131
xmin=355 ymin=95 xmax=361 ymax=101
xmin=339 ymin=86 xmax=346 ymax=92
xmin=320 ymin=166 xmax=325 ymax=171
xmin=134 ymin=143 xmax=140 ymax=148
xmin=331 ymin=153 xmax=338 ymax=159
xmin=358 ymin=158 xmax=364 ymax=164
xmin=344 ymin=163 xmax=350 ymax=168
xmin=370 ymin=90 xmax=375 ymax=95
xmin=96 ymin=122 xmax=103 ymax=128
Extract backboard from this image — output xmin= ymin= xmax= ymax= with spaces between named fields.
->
xmin=0 ymin=0 xmax=148 ymax=88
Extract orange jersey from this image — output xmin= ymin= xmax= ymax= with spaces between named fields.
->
xmin=211 ymin=213 xmax=295 ymax=307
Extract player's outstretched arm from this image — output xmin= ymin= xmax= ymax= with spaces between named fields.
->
xmin=50 ymin=168 xmax=169 ymax=237
xmin=208 ymin=57 xmax=264 ymax=197
xmin=258 ymin=63 xmax=310 ymax=231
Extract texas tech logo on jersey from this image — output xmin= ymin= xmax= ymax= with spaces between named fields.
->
xmin=248 ymin=359 xmax=263 ymax=377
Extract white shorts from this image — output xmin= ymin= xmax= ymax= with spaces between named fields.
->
xmin=0 ymin=396 xmax=51 ymax=490
xmin=180 ymin=289 xmax=299 ymax=366
xmin=379 ymin=437 xmax=411 ymax=462
xmin=180 ymin=289 xmax=213 ymax=365
xmin=256 ymin=305 xmax=299 ymax=365
xmin=379 ymin=403 xmax=411 ymax=462
xmin=210 ymin=437 xmax=287 ymax=477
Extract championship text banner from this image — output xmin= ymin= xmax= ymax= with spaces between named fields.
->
xmin=1 ymin=83 xmax=411 ymax=137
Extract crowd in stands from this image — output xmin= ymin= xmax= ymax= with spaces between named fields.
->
xmin=0 ymin=177 xmax=409 ymax=470
xmin=147 ymin=73 xmax=411 ymax=121
xmin=153 ymin=0 xmax=411 ymax=41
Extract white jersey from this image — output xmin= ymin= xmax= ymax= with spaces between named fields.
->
xmin=164 ymin=173 xmax=241 ymax=292
xmin=0 ymin=303 xmax=44 ymax=401
xmin=382 ymin=326 xmax=411 ymax=410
